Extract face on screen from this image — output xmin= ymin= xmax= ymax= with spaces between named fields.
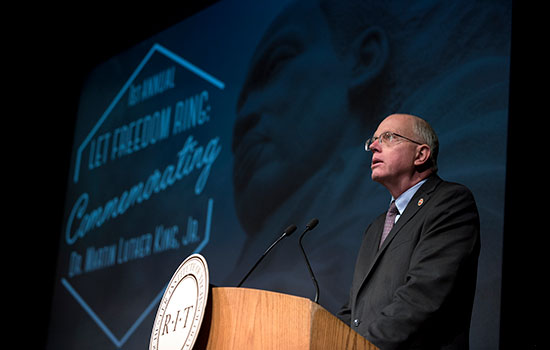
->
xmin=231 ymin=1 xmax=361 ymax=233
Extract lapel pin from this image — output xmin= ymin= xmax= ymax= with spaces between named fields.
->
xmin=417 ymin=198 xmax=424 ymax=206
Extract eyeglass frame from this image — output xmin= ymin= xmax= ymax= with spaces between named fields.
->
xmin=365 ymin=131 xmax=423 ymax=152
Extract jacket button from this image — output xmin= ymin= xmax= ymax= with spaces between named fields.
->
xmin=353 ymin=319 xmax=360 ymax=327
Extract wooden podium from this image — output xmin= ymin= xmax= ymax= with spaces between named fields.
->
xmin=194 ymin=287 xmax=378 ymax=349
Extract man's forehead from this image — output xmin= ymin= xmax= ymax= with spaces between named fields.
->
xmin=376 ymin=115 xmax=414 ymax=134
xmin=254 ymin=0 xmax=322 ymax=51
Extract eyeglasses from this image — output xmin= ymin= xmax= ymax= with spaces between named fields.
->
xmin=365 ymin=131 xmax=423 ymax=151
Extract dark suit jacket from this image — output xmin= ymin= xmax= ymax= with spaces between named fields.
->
xmin=338 ymin=175 xmax=480 ymax=350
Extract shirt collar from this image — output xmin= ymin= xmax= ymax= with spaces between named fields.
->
xmin=391 ymin=179 xmax=428 ymax=215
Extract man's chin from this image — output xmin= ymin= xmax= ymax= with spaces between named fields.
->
xmin=234 ymin=183 xmax=280 ymax=235
xmin=234 ymin=174 xmax=297 ymax=235
xmin=371 ymin=171 xmax=388 ymax=186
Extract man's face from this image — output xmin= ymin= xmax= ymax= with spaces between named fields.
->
xmin=232 ymin=1 xmax=361 ymax=232
xmin=369 ymin=115 xmax=419 ymax=187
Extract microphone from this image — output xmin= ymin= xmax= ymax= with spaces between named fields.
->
xmin=237 ymin=224 xmax=297 ymax=287
xmin=299 ymin=218 xmax=320 ymax=303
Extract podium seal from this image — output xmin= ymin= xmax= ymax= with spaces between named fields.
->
xmin=149 ymin=254 xmax=209 ymax=350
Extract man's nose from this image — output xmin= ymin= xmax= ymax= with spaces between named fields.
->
xmin=233 ymin=89 xmax=265 ymax=153
xmin=369 ymin=139 xmax=381 ymax=152
xmin=235 ymin=87 xmax=264 ymax=121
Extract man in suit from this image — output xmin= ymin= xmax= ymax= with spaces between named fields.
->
xmin=338 ymin=113 xmax=480 ymax=349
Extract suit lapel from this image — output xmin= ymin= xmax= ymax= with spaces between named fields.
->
xmin=353 ymin=215 xmax=385 ymax=281
xmin=354 ymin=176 xmax=442 ymax=297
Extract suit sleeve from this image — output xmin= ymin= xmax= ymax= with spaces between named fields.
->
xmin=365 ymin=185 xmax=480 ymax=349
xmin=337 ymin=297 xmax=352 ymax=325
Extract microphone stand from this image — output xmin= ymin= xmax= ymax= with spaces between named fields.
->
xmin=237 ymin=224 xmax=297 ymax=287
xmin=299 ymin=219 xmax=320 ymax=303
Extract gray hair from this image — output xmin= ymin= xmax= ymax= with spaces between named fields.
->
xmin=412 ymin=118 xmax=439 ymax=173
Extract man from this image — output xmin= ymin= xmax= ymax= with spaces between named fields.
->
xmin=338 ymin=113 xmax=480 ymax=349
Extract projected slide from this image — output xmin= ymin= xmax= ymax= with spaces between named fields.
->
xmin=46 ymin=1 xmax=512 ymax=349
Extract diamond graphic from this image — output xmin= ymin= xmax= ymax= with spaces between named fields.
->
xmin=63 ymin=43 xmax=224 ymax=348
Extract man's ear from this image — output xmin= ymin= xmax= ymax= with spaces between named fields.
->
xmin=348 ymin=26 xmax=389 ymax=95
xmin=414 ymin=144 xmax=432 ymax=170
